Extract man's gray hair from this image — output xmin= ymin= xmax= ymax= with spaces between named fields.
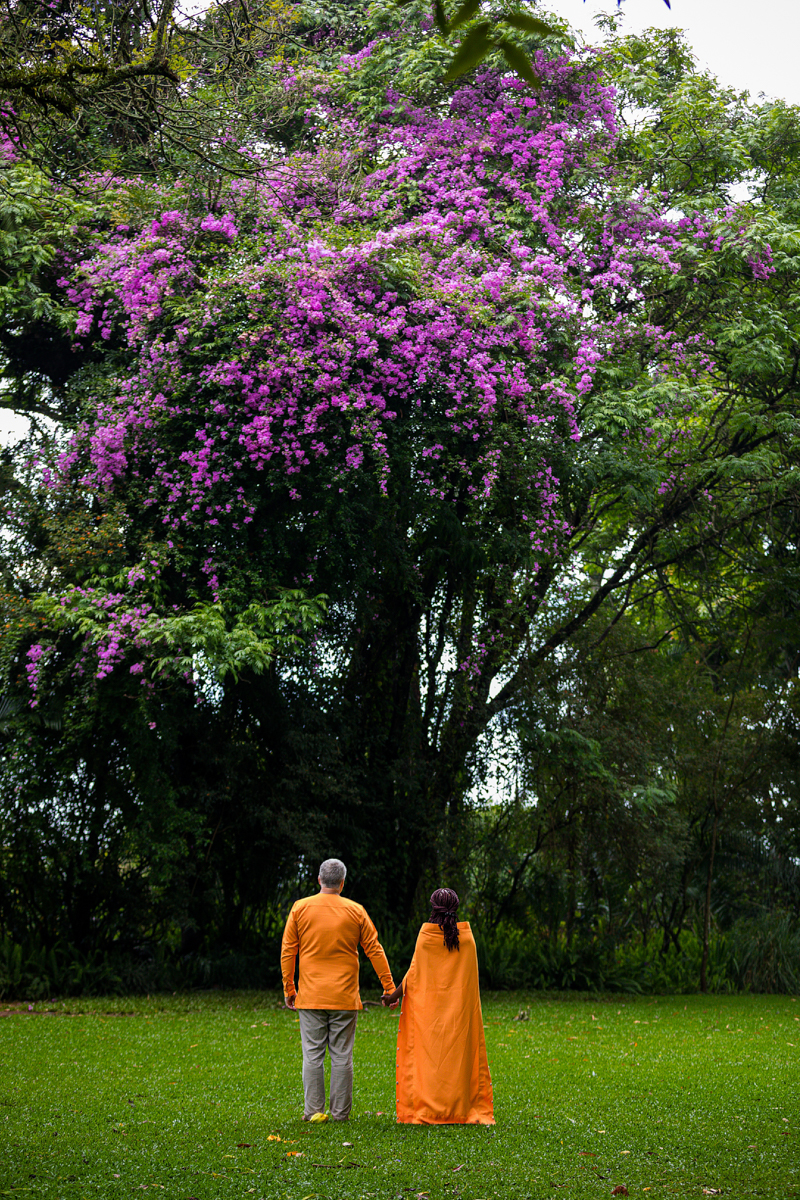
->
xmin=319 ymin=858 xmax=347 ymax=887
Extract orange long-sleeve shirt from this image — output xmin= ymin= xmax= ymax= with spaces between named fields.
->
xmin=280 ymin=892 xmax=395 ymax=1010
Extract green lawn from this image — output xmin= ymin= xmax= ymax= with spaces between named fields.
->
xmin=0 ymin=990 xmax=797 ymax=1199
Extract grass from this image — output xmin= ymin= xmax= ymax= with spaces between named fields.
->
xmin=0 ymin=990 xmax=798 ymax=1199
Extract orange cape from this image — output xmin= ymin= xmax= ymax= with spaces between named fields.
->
xmin=396 ymin=921 xmax=494 ymax=1124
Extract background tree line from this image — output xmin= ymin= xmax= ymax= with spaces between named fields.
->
xmin=0 ymin=2 xmax=798 ymax=998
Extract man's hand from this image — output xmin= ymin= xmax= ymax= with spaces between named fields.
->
xmin=381 ymin=985 xmax=402 ymax=1009
xmin=285 ymin=994 xmax=296 ymax=1010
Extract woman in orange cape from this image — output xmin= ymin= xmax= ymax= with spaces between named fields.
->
xmin=382 ymin=888 xmax=494 ymax=1125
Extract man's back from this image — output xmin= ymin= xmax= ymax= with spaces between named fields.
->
xmin=281 ymin=891 xmax=393 ymax=1010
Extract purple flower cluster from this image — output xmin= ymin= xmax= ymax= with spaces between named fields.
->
xmin=200 ymin=212 xmax=238 ymax=241
xmin=24 ymin=580 xmax=177 ymax=702
xmin=25 ymin=643 xmax=51 ymax=707
xmin=67 ymin=587 xmax=154 ymax=681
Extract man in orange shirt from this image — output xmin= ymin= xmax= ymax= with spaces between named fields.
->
xmin=280 ymin=858 xmax=395 ymax=1121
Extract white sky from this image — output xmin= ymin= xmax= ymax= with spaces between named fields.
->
xmin=556 ymin=0 xmax=800 ymax=106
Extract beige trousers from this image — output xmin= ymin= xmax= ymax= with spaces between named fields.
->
xmin=297 ymin=1008 xmax=358 ymax=1119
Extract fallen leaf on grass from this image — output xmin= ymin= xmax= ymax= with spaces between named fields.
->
xmin=702 ymin=1190 xmax=722 ymax=1195
xmin=286 ymin=1151 xmax=304 ymax=1157
xmin=267 ymin=1134 xmax=283 ymax=1142
xmin=452 ymin=1164 xmax=466 ymax=1172
xmin=611 ymin=1188 xmax=629 ymax=1197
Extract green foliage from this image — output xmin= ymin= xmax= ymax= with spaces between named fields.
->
xmin=0 ymin=165 xmax=78 ymax=325
xmin=0 ymin=163 xmax=96 ymax=423
xmin=0 ymin=0 xmax=307 ymax=179
xmin=0 ymin=935 xmax=124 ymax=1000
xmin=474 ymin=925 xmax=642 ymax=993
xmin=0 ymin=0 xmax=179 ymax=121
xmin=472 ymin=921 xmax=800 ymax=996
xmin=141 ymin=593 xmax=329 ymax=684
xmin=616 ymin=931 xmax=739 ymax=995
xmin=395 ymin=0 xmax=561 ymax=86
xmin=0 ymin=932 xmax=289 ymax=1000
xmin=730 ymin=912 xmax=800 ymax=995
xmin=32 ymin=586 xmax=328 ymax=685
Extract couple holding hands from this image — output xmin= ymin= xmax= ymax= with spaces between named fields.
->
xmin=280 ymin=858 xmax=495 ymax=1125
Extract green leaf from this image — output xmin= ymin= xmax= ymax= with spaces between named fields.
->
xmin=500 ymin=12 xmax=556 ymax=37
xmin=496 ymin=37 xmax=542 ymax=88
xmin=433 ymin=0 xmax=449 ymax=36
xmin=449 ymin=0 xmax=482 ymax=32
xmin=442 ymin=21 xmax=493 ymax=81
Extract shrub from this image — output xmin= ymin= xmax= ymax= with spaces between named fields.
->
xmin=729 ymin=911 xmax=800 ymax=994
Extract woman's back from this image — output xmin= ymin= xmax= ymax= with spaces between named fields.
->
xmin=395 ymin=921 xmax=494 ymax=1125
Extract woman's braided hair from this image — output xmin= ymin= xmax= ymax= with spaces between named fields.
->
xmin=429 ymin=887 xmax=460 ymax=951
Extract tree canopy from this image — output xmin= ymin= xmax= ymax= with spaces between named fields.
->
xmin=0 ymin=4 xmax=798 ymax=993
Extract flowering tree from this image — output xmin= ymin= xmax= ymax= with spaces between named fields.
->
xmin=1 ymin=17 xmax=787 ymax=933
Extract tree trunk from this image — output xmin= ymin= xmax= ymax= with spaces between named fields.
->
xmin=700 ymin=807 xmax=719 ymax=994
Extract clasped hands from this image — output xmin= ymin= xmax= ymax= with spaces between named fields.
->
xmin=284 ymin=988 xmax=400 ymax=1009
xmin=381 ymin=984 xmax=402 ymax=1009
